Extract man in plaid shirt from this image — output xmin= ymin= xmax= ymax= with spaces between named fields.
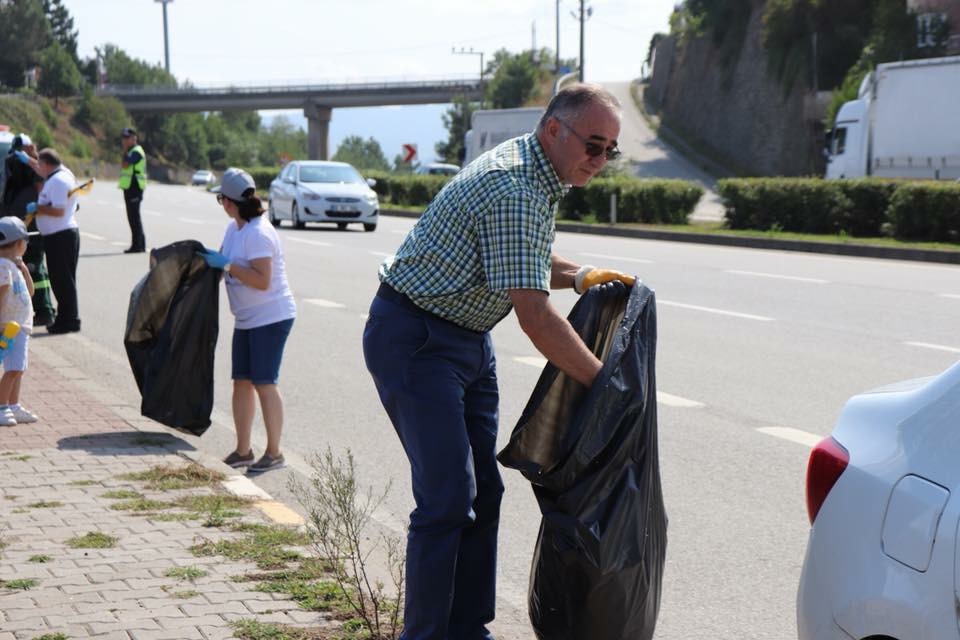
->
xmin=363 ymin=83 xmax=633 ymax=640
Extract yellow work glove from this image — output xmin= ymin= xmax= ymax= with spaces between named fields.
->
xmin=574 ymin=265 xmax=636 ymax=294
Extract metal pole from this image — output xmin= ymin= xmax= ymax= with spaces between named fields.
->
xmin=579 ymin=0 xmax=585 ymax=82
xmin=556 ymin=0 xmax=560 ymax=73
xmin=479 ymin=51 xmax=484 ymax=109
xmin=162 ymin=1 xmax=170 ymax=73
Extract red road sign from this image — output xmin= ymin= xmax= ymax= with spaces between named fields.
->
xmin=402 ymin=143 xmax=417 ymax=164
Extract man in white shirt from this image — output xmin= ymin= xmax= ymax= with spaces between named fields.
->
xmin=28 ymin=148 xmax=80 ymax=334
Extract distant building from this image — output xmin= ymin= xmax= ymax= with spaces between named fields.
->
xmin=908 ymin=0 xmax=960 ymax=53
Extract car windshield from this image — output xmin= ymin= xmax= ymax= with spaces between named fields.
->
xmin=299 ymin=165 xmax=364 ymax=184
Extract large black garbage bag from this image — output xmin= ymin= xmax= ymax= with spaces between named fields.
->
xmin=498 ymin=281 xmax=667 ymax=640
xmin=124 ymin=240 xmax=219 ymax=435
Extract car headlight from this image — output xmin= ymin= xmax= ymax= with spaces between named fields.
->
xmin=301 ymin=192 xmax=323 ymax=200
xmin=365 ymin=191 xmax=378 ymax=204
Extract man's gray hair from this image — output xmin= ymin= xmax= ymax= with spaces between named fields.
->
xmin=537 ymin=83 xmax=621 ymax=132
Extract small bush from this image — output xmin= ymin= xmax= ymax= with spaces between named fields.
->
xmin=886 ymin=182 xmax=960 ymax=242
xmin=40 ymin=100 xmax=57 ymax=128
xmin=32 ymin=123 xmax=53 ymax=151
xmin=69 ymin=135 xmax=92 ymax=159
xmin=561 ymin=177 xmax=703 ymax=224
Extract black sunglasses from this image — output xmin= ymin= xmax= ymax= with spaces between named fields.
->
xmin=555 ymin=117 xmax=621 ymax=161
xmin=216 ymin=193 xmax=229 ymax=204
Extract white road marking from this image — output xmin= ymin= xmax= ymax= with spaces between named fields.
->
xmin=304 ymin=298 xmax=346 ymax=309
xmin=143 ymin=210 xmax=163 ymax=216
xmin=657 ymin=392 xmax=704 ymax=408
xmin=757 ymin=427 xmax=822 ymax=448
xmin=286 ymin=237 xmax=332 ymax=247
xmin=939 ymin=293 xmax=960 ymax=300
xmin=512 ymin=356 xmax=704 ymax=407
xmin=110 ymin=241 xmax=127 ymax=247
xmin=580 ymin=252 xmax=653 ymax=264
xmin=178 ymin=217 xmax=208 ymax=225
xmin=726 ymin=270 xmax=829 ymax=284
xmin=79 ymin=231 xmax=106 ymax=241
xmin=391 ymin=229 xmax=406 ymax=235
xmin=659 ymin=300 xmax=774 ymax=322
xmin=904 ymin=341 xmax=960 ymax=354
xmin=368 ymin=251 xmax=392 ymax=258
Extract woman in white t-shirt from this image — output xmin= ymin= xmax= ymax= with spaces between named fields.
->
xmin=199 ymin=168 xmax=296 ymax=476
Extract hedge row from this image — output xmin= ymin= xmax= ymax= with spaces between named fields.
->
xmin=246 ymin=166 xmax=705 ymax=224
xmin=718 ymin=178 xmax=960 ymax=242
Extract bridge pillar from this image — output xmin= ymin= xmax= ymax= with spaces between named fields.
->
xmin=304 ymin=103 xmax=332 ymax=160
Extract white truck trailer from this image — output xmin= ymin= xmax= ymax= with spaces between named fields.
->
xmin=463 ymin=107 xmax=545 ymax=165
xmin=825 ymin=55 xmax=960 ymax=180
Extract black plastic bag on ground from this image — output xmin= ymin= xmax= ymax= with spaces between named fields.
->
xmin=497 ymin=281 xmax=667 ymax=640
xmin=124 ymin=240 xmax=219 ymax=435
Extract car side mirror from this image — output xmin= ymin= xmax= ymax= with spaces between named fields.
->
xmin=366 ymin=178 xmax=377 ymax=188
xmin=284 ymin=177 xmax=295 ymax=184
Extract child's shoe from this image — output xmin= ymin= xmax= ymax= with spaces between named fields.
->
xmin=10 ymin=405 xmax=37 ymax=424
xmin=0 ymin=407 xmax=16 ymax=427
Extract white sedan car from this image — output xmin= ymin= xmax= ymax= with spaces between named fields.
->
xmin=797 ymin=361 xmax=960 ymax=640
xmin=267 ymin=161 xmax=379 ymax=232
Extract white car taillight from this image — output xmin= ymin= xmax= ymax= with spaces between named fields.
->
xmin=806 ymin=436 xmax=849 ymax=525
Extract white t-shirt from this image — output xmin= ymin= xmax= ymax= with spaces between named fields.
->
xmin=0 ymin=258 xmax=33 ymax=331
xmin=220 ymin=215 xmax=296 ymax=329
xmin=36 ymin=165 xmax=80 ymax=236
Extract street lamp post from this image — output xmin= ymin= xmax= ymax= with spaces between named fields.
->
xmin=154 ymin=0 xmax=173 ymax=74
xmin=452 ymin=47 xmax=484 ymax=108
xmin=571 ymin=0 xmax=592 ymax=82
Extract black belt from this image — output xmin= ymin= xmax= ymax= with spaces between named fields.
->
xmin=376 ymin=283 xmax=484 ymax=335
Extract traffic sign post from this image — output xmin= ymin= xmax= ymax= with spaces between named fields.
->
xmin=402 ymin=143 xmax=417 ymax=164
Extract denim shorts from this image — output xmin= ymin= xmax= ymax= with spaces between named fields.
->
xmin=231 ymin=318 xmax=294 ymax=385
xmin=1 ymin=331 xmax=28 ymax=373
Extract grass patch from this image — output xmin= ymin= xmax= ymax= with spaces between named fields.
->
xmin=66 ymin=532 xmax=118 ymax=549
xmin=149 ymin=511 xmax=200 ymax=522
xmin=4 ymin=494 xmax=16 ymax=500
xmin=164 ymin=565 xmax=207 ymax=581
xmin=170 ymin=589 xmax=200 ymax=599
xmin=190 ymin=523 xmax=308 ymax=570
xmin=176 ymin=494 xmax=250 ymax=514
xmin=12 ymin=507 xmax=29 ymax=514
xmin=102 ymin=489 xmax=143 ymax=500
xmin=234 ymin=559 xmax=347 ymax=614
xmin=110 ymin=498 xmax=173 ymax=512
xmin=119 ymin=462 xmax=224 ymax=491
xmin=69 ymin=479 xmax=98 ymax=486
xmin=0 ymin=578 xmax=39 ymax=590
xmin=27 ymin=500 xmax=63 ymax=509
xmin=231 ymin=619 xmax=329 ymax=640
xmin=12 ymin=455 xmax=31 ymax=461
xmin=28 ymin=555 xmax=51 ymax=563
xmin=32 ymin=634 xmax=70 ymax=640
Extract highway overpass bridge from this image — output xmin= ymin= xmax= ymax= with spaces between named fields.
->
xmin=98 ymin=77 xmax=483 ymax=160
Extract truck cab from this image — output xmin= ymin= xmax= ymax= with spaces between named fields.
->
xmin=825 ymin=99 xmax=869 ymax=179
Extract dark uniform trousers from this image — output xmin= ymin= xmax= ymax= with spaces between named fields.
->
xmin=124 ymin=186 xmax=145 ymax=250
xmin=363 ymin=284 xmax=502 ymax=640
xmin=43 ymin=227 xmax=80 ymax=328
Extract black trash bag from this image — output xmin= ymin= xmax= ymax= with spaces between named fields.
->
xmin=498 ymin=281 xmax=667 ymax=640
xmin=124 ymin=240 xmax=220 ymax=436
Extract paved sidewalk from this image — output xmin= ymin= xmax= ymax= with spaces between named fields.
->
xmin=0 ymin=343 xmax=329 ymax=640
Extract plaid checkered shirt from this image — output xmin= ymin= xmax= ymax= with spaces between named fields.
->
xmin=379 ymin=133 xmax=567 ymax=333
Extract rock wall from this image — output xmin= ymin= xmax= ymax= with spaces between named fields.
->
xmin=652 ymin=6 xmax=825 ymax=176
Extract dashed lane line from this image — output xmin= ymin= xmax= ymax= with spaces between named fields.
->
xmin=940 ymin=293 xmax=960 ymax=300
xmin=177 ymin=217 xmax=210 ymax=225
xmin=659 ymin=300 xmax=774 ymax=322
xmin=286 ymin=237 xmax=332 ymax=247
xmin=756 ymin=427 xmax=822 ymax=448
xmin=904 ymin=341 xmax=960 ymax=354
xmin=512 ymin=356 xmax=704 ymax=408
xmin=579 ymin=252 xmax=654 ymax=265
xmin=303 ymin=298 xmax=346 ymax=309
xmin=726 ymin=269 xmax=829 ymax=284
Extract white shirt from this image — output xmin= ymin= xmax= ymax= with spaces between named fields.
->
xmin=0 ymin=258 xmax=32 ymax=331
xmin=220 ymin=215 xmax=296 ymax=329
xmin=36 ymin=165 xmax=79 ymax=236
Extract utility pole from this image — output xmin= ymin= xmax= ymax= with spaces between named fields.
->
xmin=555 ymin=0 xmax=560 ymax=73
xmin=154 ymin=0 xmax=173 ymax=74
xmin=452 ymin=47 xmax=485 ymax=108
xmin=570 ymin=0 xmax=592 ymax=81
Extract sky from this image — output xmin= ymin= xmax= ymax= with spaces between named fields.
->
xmin=60 ymin=0 xmax=677 ymax=164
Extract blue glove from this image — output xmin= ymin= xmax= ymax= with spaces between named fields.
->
xmin=25 ymin=202 xmax=37 ymax=214
xmin=198 ymin=249 xmax=230 ymax=270
xmin=13 ymin=150 xmax=30 ymax=165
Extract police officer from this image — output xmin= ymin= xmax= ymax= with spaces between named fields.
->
xmin=1 ymin=134 xmax=55 ymax=326
xmin=119 ymin=127 xmax=146 ymax=253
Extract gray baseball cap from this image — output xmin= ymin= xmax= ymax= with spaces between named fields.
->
xmin=0 ymin=217 xmax=28 ymax=246
xmin=211 ymin=168 xmax=256 ymax=201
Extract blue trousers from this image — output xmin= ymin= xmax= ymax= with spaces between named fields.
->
xmin=363 ymin=287 xmax=503 ymax=640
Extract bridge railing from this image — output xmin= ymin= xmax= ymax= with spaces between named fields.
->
xmin=98 ymin=75 xmax=482 ymax=96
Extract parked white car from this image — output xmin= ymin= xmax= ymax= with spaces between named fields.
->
xmin=267 ymin=161 xmax=379 ymax=232
xmin=191 ymin=169 xmax=215 ymax=186
xmin=797 ymin=361 xmax=960 ymax=640
xmin=415 ymin=162 xmax=460 ymax=176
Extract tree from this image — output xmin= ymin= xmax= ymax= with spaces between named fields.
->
xmin=42 ymin=0 xmax=78 ymax=65
xmin=0 ymin=0 xmax=51 ymax=89
xmin=484 ymin=48 xmax=548 ymax=109
xmin=100 ymin=43 xmax=176 ymax=87
xmin=332 ymin=135 xmax=390 ymax=171
xmin=435 ymin=95 xmax=475 ymax=165
xmin=38 ymin=40 xmax=81 ymax=104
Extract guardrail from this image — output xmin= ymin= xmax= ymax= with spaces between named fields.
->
xmin=98 ymin=76 xmax=482 ymax=96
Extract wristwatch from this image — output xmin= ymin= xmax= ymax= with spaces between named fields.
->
xmin=223 ymin=262 xmax=232 ymax=274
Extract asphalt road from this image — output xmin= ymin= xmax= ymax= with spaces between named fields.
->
xmin=41 ymin=180 xmax=960 ymax=639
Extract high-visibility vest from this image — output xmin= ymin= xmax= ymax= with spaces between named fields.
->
xmin=118 ymin=144 xmax=146 ymax=190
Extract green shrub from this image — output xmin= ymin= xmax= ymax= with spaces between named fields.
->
xmin=39 ymin=100 xmax=57 ymax=128
xmin=886 ymin=182 xmax=960 ymax=242
xmin=32 ymin=123 xmax=53 ymax=151
xmin=835 ymin=179 xmax=899 ymax=237
xmin=69 ymin=134 xmax=92 ymax=159
xmin=562 ymin=177 xmax=703 ymax=224
xmin=242 ymin=166 xmax=281 ymax=191
xmin=719 ymin=178 xmax=852 ymax=233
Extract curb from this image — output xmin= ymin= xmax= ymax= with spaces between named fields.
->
xmin=29 ymin=340 xmax=306 ymax=528
xmin=381 ymin=209 xmax=960 ymax=265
